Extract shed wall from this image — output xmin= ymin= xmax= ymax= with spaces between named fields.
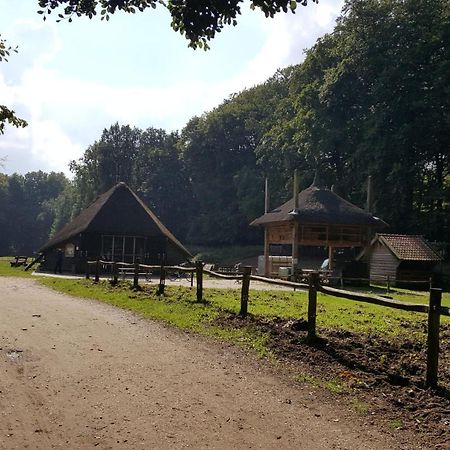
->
xmin=369 ymin=243 xmax=399 ymax=281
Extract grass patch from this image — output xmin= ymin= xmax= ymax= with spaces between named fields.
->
xmin=0 ymin=257 xmax=32 ymax=278
xmin=293 ymin=372 xmax=346 ymax=394
xmin=2 ymin=258 xmax=449 ymax=363
xmin=388 ymin=419 xmax=404 ymax=429
xmin=351 ymin=398 xmax=370 ymax=415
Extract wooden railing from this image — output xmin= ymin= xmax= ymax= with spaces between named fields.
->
xmin=85 ymin=260 xmax=448 ymax=388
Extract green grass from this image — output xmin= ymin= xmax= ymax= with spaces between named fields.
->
xmin=351 ymin=398 xmax=370 ymax=415
xmin=293 ymin=372 xmax=345 ymax=394
xmin=0 ymin=257 xmax=32 ymax=278
xmin=1 ymin=258 xmax=449 ymax=356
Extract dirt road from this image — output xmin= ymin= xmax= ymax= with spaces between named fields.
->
xmin=0 ymin=277 xmax=413 ymax=449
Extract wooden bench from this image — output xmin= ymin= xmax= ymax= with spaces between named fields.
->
xmin=118 ymin=267 xmax=152 ymax=282
xmin=10 ymin=256 xmax=28 ymax=267
xmin=215 ymin=265 xmax=241 ymax=275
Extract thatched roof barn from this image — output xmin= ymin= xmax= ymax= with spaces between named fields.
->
xmin=251 ymin=183 xmax=387 ymax=276
xmin=40 ymin=182 xmax=191 ymax=273
xmin=358 ymin=234 xmax=442 ymax=285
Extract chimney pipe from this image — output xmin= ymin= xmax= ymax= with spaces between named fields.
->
xmin=293 ymin=169 xmax=299 ymax=209
xmin=264 ymin=177 xmax=269 ymax=214
xmin=366 ymin=175 xmax=373 ymax=212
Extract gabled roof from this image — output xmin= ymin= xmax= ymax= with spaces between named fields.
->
xmin=250 ymin=185 xmax=387 ymax=227
xmin=40 ymin=182 xmax=191 ymax=258
xmin=376 ymin=234 xmax=442 ymax=262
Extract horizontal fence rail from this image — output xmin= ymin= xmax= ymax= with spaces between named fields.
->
xmin=84 ymin=260 xmax=448 ymax=388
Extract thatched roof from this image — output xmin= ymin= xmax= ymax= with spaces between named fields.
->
xmin=250 ymin=185 xmax=387 ymax=227
xmin=40 ymin=182 xmax=191 ymax=258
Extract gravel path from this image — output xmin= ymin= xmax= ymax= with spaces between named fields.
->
xmin=0 ymin=277 xmax=413 ymax=449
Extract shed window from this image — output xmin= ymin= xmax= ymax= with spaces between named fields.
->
xmin=101 ymin=235 xmax=147 ymax=263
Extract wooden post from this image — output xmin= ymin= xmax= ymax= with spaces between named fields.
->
xmin=158 ymin=258 xmax=165 ymax=295
xmin=196 ymin=260 xmax=203 ymax=302
xmin=94 ymin=260 xmax=100 ymax=283
xmin=307 ymin=272 xmax=319 ymax=342
xmin=426 ymin=288 xmax=442 ymax=388
xmin=85 ymin=260 xmax=90 ymax=280
xmin=133 ymin=261 xmax=139 ymax=289
xmin=112 ymin=262 xmax=118 ymax=285
xmin=239 ymin=266 xmax=252 ymax=317
xmin=190 ymin=271 xmax=194 ymax=287
xmin=264 ymin=227 xmax=270 ymax=277
xmin=292 ymin=222 xmax=299 ymax=274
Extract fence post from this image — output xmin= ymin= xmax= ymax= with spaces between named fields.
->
xmin=196 ymin=260 xmax=203 ymax=303
xmin=133 ymin=260 xmax=139 ymax=289
xmin=112 ymin=262 xmax=118 ymax=285
xmin=190 ymin=270 xmax=194 ymax=287
xmin=426 ymin=288 xmax=442 ymax=388
xmin=158 ymin=258 xmax=165 ymax=295
xmin=307 ymin=272 xmax=319 ymax=342
xmin=239 ymin=266 xmax=252 ymax=317
xmin=94 ymin=259 xmax=100 ymax=283
xmin=85 ymin=259 xmax=90 ymax=280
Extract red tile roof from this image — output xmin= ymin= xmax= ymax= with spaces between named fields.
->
xmin=378 ymin=234 xmax=442 ymax=261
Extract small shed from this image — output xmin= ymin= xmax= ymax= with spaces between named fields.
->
xmin=250 ymin=182 xmax=387 ymax=276
xmin=358 ymin=234 xmax=442 ymax=285
xmin=39 ymin=182 xmax=191 ymax=273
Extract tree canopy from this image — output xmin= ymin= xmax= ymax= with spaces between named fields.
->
xmin=0 ymin=35 xmax=28 ymax=135
xmin=37 ymin=0 xmax=317 ymax=49
xmin=1 ymin=0 xmax=449 ymax=256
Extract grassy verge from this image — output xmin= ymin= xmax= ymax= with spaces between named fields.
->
xmin=1 ymin=258 xmax=448 ymax=357
xmin=0 ymin=256 xmax=32 ymax=278
xmin=37 ymin=274 xmax=449 ymax=341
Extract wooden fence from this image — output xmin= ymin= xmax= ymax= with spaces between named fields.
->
xmin=86 ymin=260 xmax=448 ymax=388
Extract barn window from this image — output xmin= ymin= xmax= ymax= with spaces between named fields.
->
xmin=101 ymin=235 xmax=147 ymax=263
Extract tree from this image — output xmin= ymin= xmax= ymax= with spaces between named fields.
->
xmin=262 ymin=0 xmax=450 ymax=239
xmin=37 ymin=0 xmax=317 ymax=49
xmin=0 ymin=35 xmax=27 ymax=134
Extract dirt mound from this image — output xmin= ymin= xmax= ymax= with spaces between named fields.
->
xmin=215 ymin=313 xmax=450 ymax=447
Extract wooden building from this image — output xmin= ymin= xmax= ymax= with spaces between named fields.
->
xmin=39 ymin=182 xmax=191 ymax=273
xmin=357 ymin=234 xmax=442 ymax=285
xmin=250 ymin=183 xmax=386 ymax=276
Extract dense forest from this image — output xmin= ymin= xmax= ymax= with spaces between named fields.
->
xmin=1 ymin=0 xmax=449 ymax=256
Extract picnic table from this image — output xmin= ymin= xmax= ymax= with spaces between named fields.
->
xmin=10 ymin=256 xmax=28 ymax=267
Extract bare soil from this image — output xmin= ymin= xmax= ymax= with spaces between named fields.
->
xmin=215 ymin=314 xmax=450 ymax=449
xmin=0 ymin=277 xmax=445 ymax=449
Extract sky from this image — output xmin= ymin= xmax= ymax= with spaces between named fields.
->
xmin=0 ymin=0 xmax=343 ymax=176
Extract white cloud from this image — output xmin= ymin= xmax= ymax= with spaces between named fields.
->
xmin=0 ymin=1 xmax=343 ymax=176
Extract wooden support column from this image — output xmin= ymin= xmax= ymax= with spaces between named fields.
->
xmin=292 ymin=222 xmax=299 ymax=272
xmin=328 ymin=246 xmax=334 ymax=271
xmin=291 ymin=169 xmax=300 ymax=273
xmin=264 ymin=226 xmax=270 ymax=277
